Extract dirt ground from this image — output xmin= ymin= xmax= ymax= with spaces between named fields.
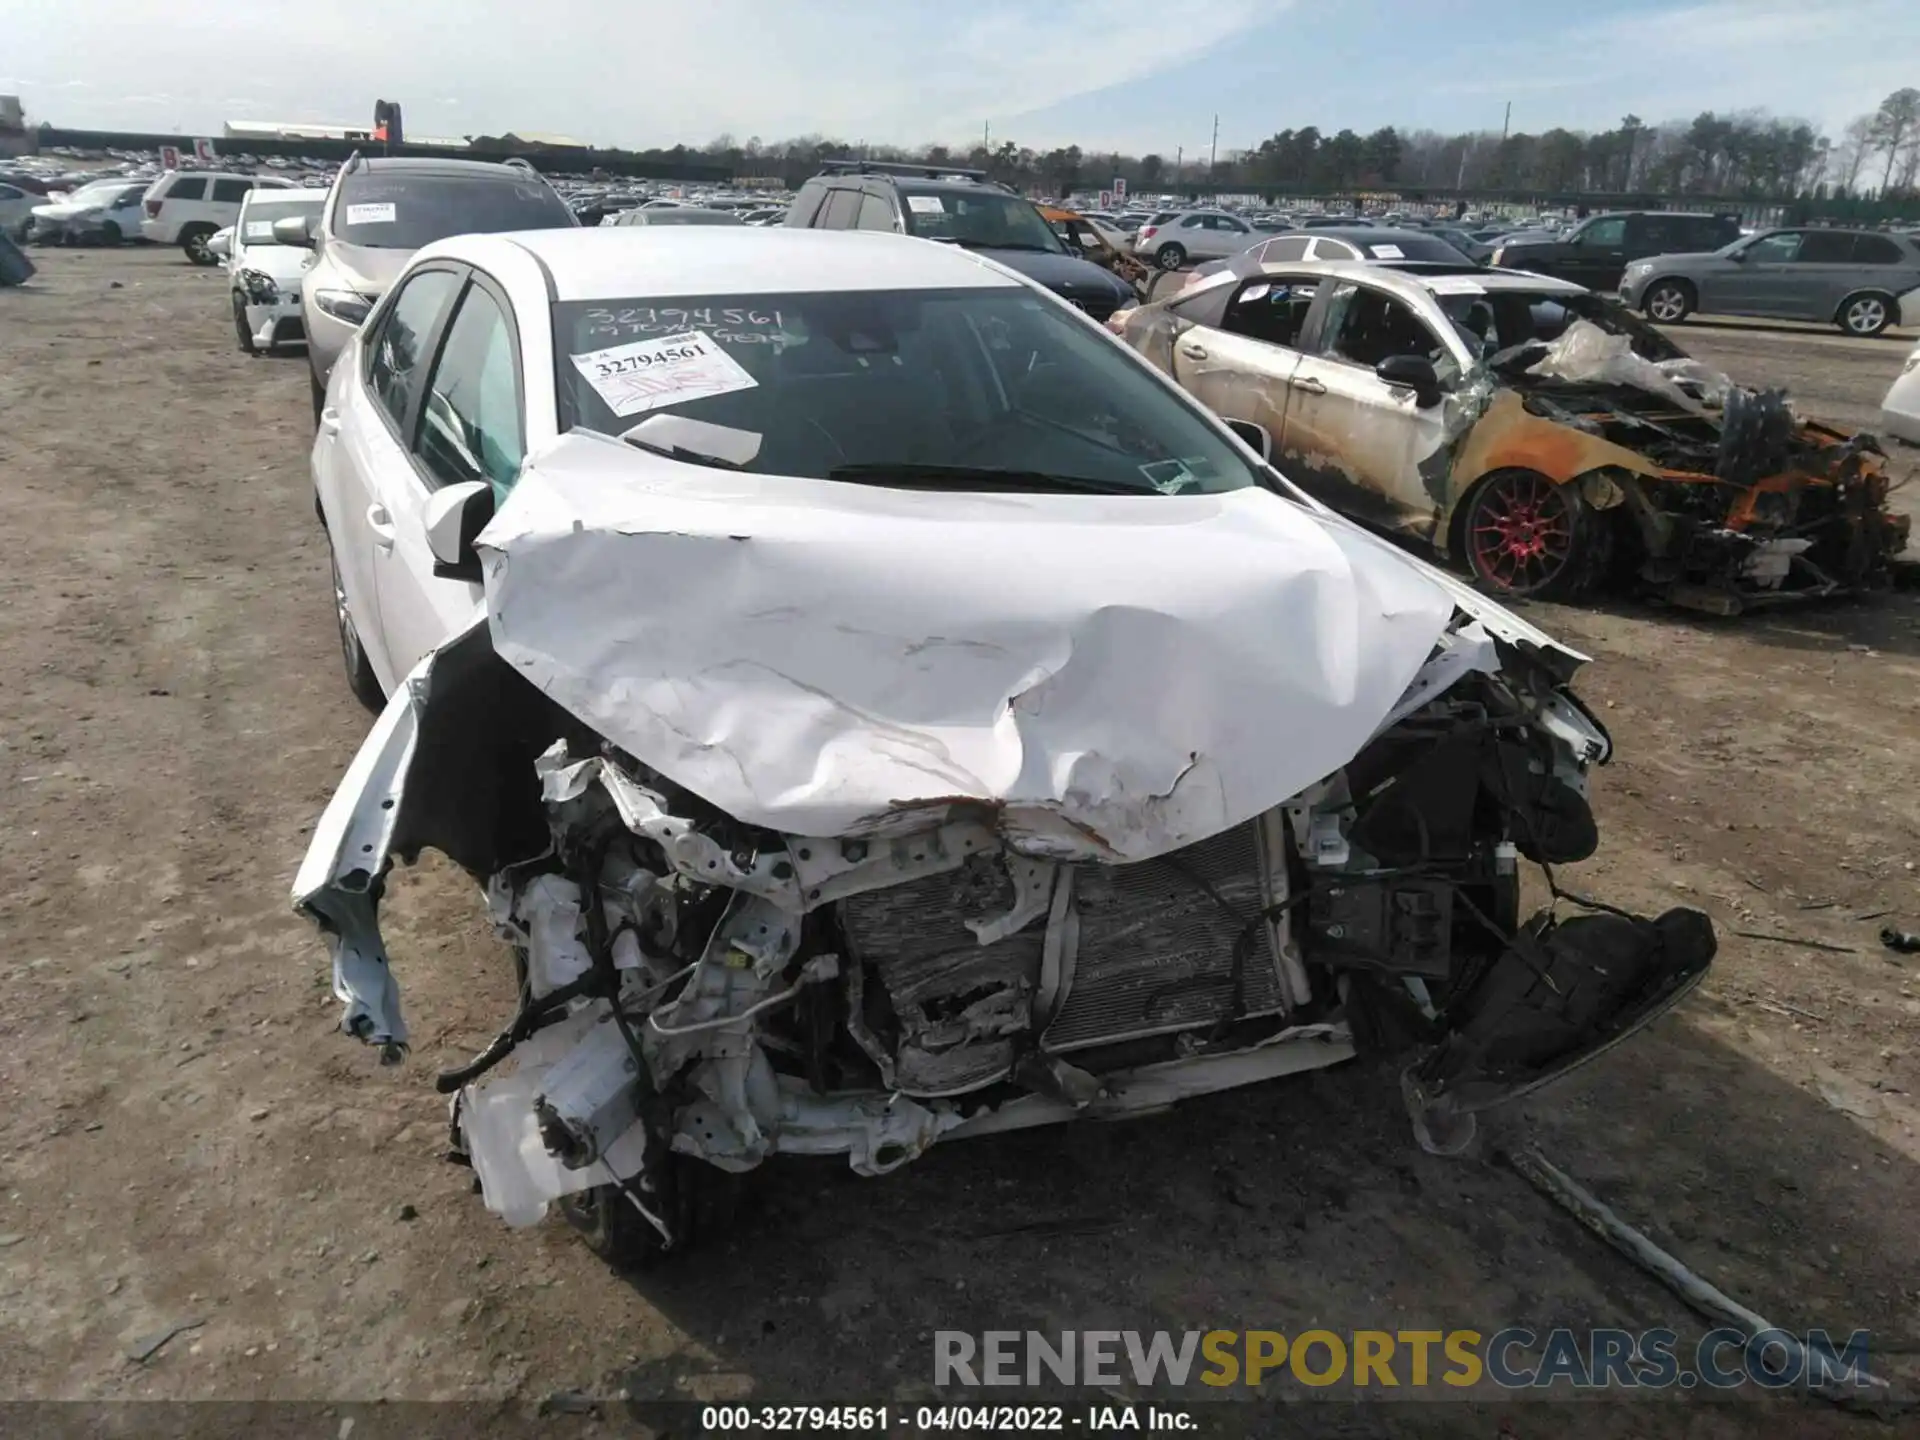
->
xmin=3 ymin=247 xmax=1919 ymax=1437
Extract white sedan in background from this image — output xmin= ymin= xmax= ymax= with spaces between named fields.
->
xmin=296 ymin=226 xmax=1705 ymax=1269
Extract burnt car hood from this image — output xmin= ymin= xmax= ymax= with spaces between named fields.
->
xmin=468 ymin=431 xmax=1584 ymax=863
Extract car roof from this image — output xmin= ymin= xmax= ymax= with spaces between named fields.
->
xmin=1219 ymin=258 xmax=1589 ymax=299
xmin=356 ymin=156 xmax=543 ymax=179
xmin=472 ymin=228 xmax=1030 ymax=301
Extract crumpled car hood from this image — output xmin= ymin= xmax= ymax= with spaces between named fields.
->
xmin=472 ymin=433 xmax=1575 ymax=862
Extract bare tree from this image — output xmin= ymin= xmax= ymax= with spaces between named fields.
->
xmin=1869 ymin=88 xmax=1920 ymax=191
xmin=1833 ymin=116 xmax=1875 ymax=195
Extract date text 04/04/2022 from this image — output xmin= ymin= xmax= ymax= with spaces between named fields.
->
xmin=696 ymin=1403 xmax=1198 ymax=1432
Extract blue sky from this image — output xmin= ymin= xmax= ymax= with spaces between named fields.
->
xmin=5 ymin=0 xmax=1916 ymax=153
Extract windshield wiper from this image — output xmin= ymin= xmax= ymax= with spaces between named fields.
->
xmin=827 ymin=463 xmax=1145 ymax=496
xmin=623 ymin=434 xmax=746 ymax=470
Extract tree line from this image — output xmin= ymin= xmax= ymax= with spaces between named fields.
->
xmin=643 ymin=89 xmax=1920 ymax=201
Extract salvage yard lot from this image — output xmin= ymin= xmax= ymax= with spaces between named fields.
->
xmin=3 ymin=247 xmax=1919 ymax=1433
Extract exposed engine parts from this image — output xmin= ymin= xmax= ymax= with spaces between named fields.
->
xmin=285 ymin=616 xmax=1714 ymax=1264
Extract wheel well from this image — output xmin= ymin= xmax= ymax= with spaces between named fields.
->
xmin=1834 ymin=288 xmax=1894 ymax=322
xmin=1647 ymin=275 xmax=1694 ymax=298
xmin=179 ymin=221 xmax=213 ymax=239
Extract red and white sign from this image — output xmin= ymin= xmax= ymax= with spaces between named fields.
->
xmin=159 ymin=144 xmax=181 ymax=170
xmin=1112 ymin=176 xmax=1127 ymax=199
xmin=1098 ymin=190 xmax=1113 ymax=210
xmin=192 ymin=137 xmax=217 ymax=163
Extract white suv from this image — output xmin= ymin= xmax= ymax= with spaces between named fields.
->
xmin=141 ymin=170 xmax=298 ymax=265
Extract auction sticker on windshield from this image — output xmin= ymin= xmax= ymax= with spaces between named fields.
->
xmin=907 ymin=195 xmax=946 ymax=213
xmin=570 ymin=329 xmax=759 ymax=417
xmin=244 ymin=221 xmax=273 ymax=239
xmin=346 ymin=202 xmax=396 ymax=225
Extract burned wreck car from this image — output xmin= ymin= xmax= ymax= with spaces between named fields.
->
xmin=295 ymin=226 xmax=1714 ymax=1265
xmin=1110 ymin=260 xmax=1909 ymax=610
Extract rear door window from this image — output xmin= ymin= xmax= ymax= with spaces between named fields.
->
xmin=211 ymin=178 xmax=251 ymax=204
xmin=164 ymin=177 xmax=208 ymax=202
xmin=1222 ymin=278 xmax=1317 ymax=349
xmin=1797 ymin=231 xmax=1857 ymax=263
xmin=855 ymin=192 xmax=896 ymax=232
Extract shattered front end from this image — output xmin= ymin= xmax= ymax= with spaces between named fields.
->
xmin=294 ymin=618 xmax=1713 ymax=1264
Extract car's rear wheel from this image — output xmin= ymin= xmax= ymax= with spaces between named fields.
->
xmin=1642 ymin=279 xmax=1693 ymax=324
xmin=329 ymin=543 xmax=386 ymax=713
xmin=232 ymin=293 xmax=258 ymax=355
xmin=180 ymin=223 xmax=216 ymax=266
xmin=1154 ymin=241 xmax=1186 ymax=270
xmin=1837 ymin=291 xmax=1893 ymax=338
xmin=1461 ymin=469 xmax=1602 ymax=602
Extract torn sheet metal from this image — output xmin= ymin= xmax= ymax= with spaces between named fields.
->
xmin=1525 ymin=318 xmax=1716 ymax=414
xmin=476 ymin=430 xmax=1465 ymax=862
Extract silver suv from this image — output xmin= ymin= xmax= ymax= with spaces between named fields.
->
xmin=1130 ymin=210 xmax=1256 ymax=270
xmin=275 ymin=155 xmax=576 ymax=421
xmin=1619 ymin=227 xmax=1920 ymax=337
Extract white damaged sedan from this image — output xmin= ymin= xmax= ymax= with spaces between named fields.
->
xmin=298 ymin=227 xmax=1714 ymax=1265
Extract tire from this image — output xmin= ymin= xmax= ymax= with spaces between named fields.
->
xmin=1153 ymin=242 xmax=1187 ymax=270
xmin=232 ymin=293 xmax=258 ymax=355
xmin=1642 ymin=279 xmax=1693 ymax=324
xmin=99 ymin=221 xmax=122 ymax=246
xmin=329 ymin=543 xmax=386 ymax=714
xmin=1836 ymin=291 xmax=1893 ymax=338
xmin=180 ymin=224 xmax=217 ymax=266
xmin=1460 ymin=469 xmax=1604 ymax=602
xmin=559 ymin=1157 xmax=741 ymax=1271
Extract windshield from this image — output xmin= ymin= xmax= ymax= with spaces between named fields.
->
xmin=897 ymin=190 xmax=1064 ymax=253
xmin=67 ymin=179 xmax=129 ymax=202
xmin=239 ymin=194 xmax=323 ymax=243
xmin=332 ymin=172 xmax=575 ymax=248
xmin=1437 ymin=287 xmax=1686 ymax=365
xmin=553 ymin=288 xmax=1259 ymax=494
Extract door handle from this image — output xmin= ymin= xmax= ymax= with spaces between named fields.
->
xmin=1179 ymin=342 xmax=1208 ymax=359
xmin=367 ymin=503 xmax=396 ymax=549
xmin=319 ymin=407 xmax=342 ymax=436
xmin=1291 ymin=376 xmax=1327 ymax=395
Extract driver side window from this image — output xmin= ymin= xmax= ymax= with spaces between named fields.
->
xmin=366 ymin=268 xmax=462 ymax=435
xmin=1318 ymin=282 xmax=1455 ymax=380
xmin=1577 ymin=216 xmax=1627 ymax=247
xmin=413 ymin=282 xmax=525 ymax=498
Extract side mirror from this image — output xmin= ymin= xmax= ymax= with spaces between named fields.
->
xmin=1377 ymin=354 xmax=1443 ymax=408
xmin=1727 ymin=249 xmax=1747 ymax=263
xmin=206 ymin=228 xmax=231 ymax=260
xmin=1225 ymin=418 xmax=1272 ymax=461
xmin=423 ymin=480 xmax=496 ymax=583
xmin=272 ymin=214 xmax=315 ymax=249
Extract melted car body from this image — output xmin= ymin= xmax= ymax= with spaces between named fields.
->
xmin=1111 ymin=261 xmax=1909 ymax=609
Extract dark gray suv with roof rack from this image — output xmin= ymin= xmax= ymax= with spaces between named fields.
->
xmin=785 ymin=160 xmax=1135 ymax=321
